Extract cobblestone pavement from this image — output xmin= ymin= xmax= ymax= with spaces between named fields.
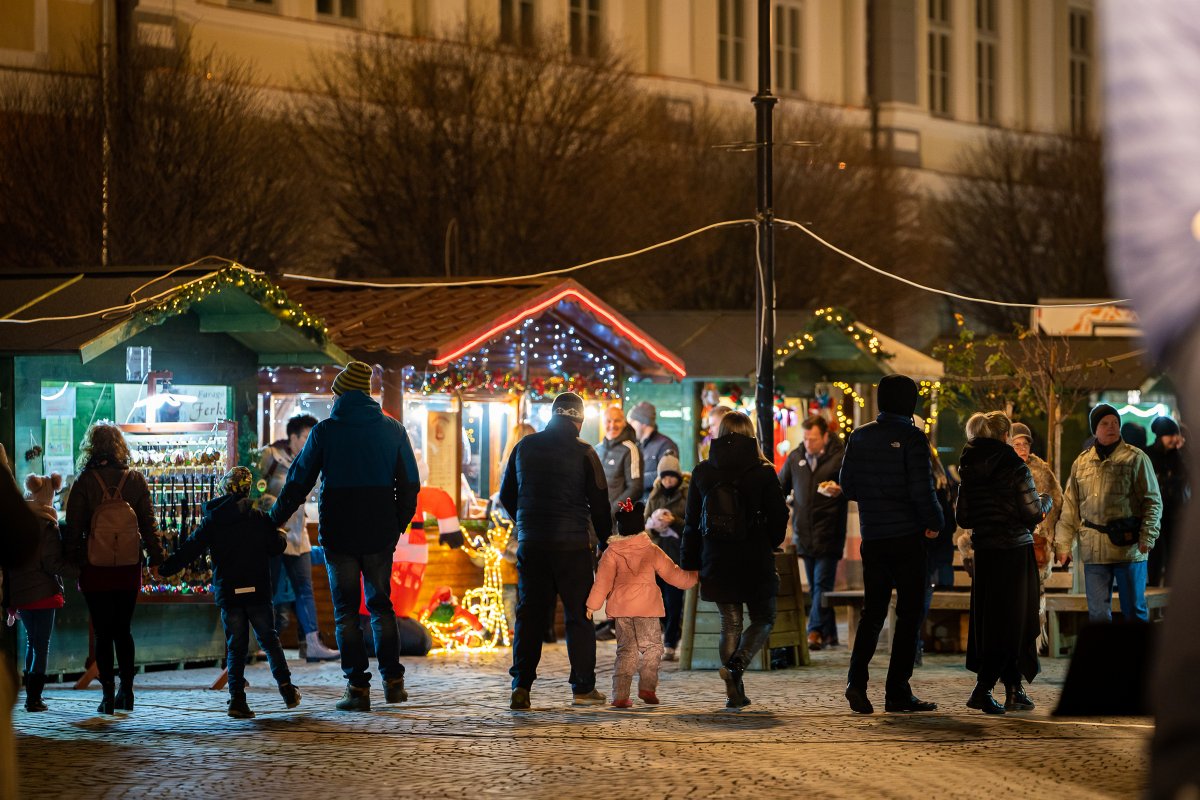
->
xmin=14 ymin=643 xmax=1148 ymax=800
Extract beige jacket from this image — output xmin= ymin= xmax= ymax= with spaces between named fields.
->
xmin=1054 ymin=442 xmax=1162 ymax=565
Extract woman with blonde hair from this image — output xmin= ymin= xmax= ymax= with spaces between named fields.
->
xmin=64 ymin=423 xmax=165 ymax=715
xmin=680 ymin=412 xmax=789 ymax=707
xmin=955 ymin=410 xmax=1050 ymax=714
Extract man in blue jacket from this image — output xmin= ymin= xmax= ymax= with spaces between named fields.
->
xmin=271 ymin=361 xmax=420 ymax=712
xmin=500 ymin=392 xmax=612 ymax=710
xmin=839 ymin=374 xmax=943 ymax=714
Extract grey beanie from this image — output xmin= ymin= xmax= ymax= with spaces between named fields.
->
xmin=1011 ymin=422 xmax=1033 ymax=442
xmin=657 ymin=454 xmax=682 ymax=479
xmin=628 ymin=401 xmax=656 ymax=426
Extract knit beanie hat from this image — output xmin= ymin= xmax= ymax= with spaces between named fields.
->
xmin=657 ymin=453 xmax=682 ymax=480
xmin=614 ymin=498 xmax=645 ymax=536
xmin=550 ymin=392 xmax=585 ymax=421
xmin=628 ymin=401 xmax=656 ymax=426
xmin=1010 ymin=422 xmax=1033 ymax=442
xmin=1088 ymin=403 xmax=1120 ymax=435
xmin=877 ymin=374 xmax=919 ymax=416
xmin=222 ymin=466 xmax=254 ymax=496
xmin=1151 ymin=416 xmax=1180 ymax=437
xmin=332 ymin=361 xmax=373 ymax=396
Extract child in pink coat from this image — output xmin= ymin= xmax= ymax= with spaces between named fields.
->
xmin=587 ymin=499 xmax=698 ymax=707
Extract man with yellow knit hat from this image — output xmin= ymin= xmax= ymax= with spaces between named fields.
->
xmin=271 ymin=361 xmax=421 ymax=711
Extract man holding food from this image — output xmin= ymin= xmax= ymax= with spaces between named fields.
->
xmin=779 ymin=415 xmax=848 ymax=651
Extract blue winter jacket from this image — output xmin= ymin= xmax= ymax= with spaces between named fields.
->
xmin=839 ymin=412 xmax=944 ymax=541
xmin=499 ymin=415 xmax=612 ymax=550
xmin=270 ymin=391 xmax=420 ymax=555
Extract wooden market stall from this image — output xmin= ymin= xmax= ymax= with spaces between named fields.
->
xmin=0 ymin=265 xmax=348 ymax=679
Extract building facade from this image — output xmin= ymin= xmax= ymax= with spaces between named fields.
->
xmin=1 ymin=0 xmax=1098 ymax=188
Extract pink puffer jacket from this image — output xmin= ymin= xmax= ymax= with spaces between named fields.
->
xmin=586 ymin=532 xmax=698 ymax=617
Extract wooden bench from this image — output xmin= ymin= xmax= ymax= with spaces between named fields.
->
xmin=679 ymin=552 xmax=811 ymax=671
xmin=821 ymin=589 xmax=971 ymax=653
xmin=1045 ymin=587 xmax=1169 ymax=658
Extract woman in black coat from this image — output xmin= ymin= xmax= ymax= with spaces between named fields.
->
xmin=956 ymin=411 xmax=1050 ymax=714
xmin=681 ymin=412 xmax=789 ymax=708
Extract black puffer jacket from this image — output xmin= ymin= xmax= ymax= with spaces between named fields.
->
xmin=955 ymin=437 xmax=1050 ymax=550
xmin=839 ymin=412 xmax=944 ymax=540
xmin=160 ymin=494 xmax=285 ymax=607
xmin=681 ymin=434 xmax=789 ymax=604
xmin=778 ymin=437 xmax=848 ymax=558
xmin=499 ymin=416 xmax=613 ymax=550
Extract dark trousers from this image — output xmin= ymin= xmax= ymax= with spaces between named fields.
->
xmin=82 ymin=590 xmax=138 ymax=686
xmin=510 ymin=545 xmax=596 ymax=694
xmin=270 ymin=552 xmax=319 ymax=635
xmin=847 ymin=534 xmax=926 ymax=700
xmin=220 ymin=603 xmax=292 ymax=695
xmin=325 ymin=550 xmax=402 ymax=688
xmin=659 ymin=579 xmax=684 ymax=649
xmin=717 ymin=596 xmax=777 ymax=670
xmin=18 ymin=609 xmax=56 ymax=675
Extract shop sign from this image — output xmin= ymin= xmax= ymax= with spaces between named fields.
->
xmin=115 ymin=383 xmax=229 ymax=424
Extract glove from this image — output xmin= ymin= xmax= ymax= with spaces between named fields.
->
xmin=440 ymin=529 xmax=465 ymax=549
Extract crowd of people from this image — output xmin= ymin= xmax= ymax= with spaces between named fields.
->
xmin=0 ymin=364 xmax=1185 ymax=750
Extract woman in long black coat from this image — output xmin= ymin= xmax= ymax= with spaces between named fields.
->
xmin=956 ymin=411 xmax=1050 ymax=714
xmin=681 ymin=412 xmax=788 ymax=708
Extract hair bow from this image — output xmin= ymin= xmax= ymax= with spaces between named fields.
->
xmin=617 ymin=497 xmax=635 ymax=513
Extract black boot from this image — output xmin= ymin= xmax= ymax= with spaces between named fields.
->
xmin=1004 ymin=683 xmax=1035 ymax=711
xmin=719 ymin=661 xmax=749 ymax=709
xmin=24 ymin=673 xmax=47 ymax=713
xmin=97 ymin=682 xmax=116 ymax=715
xmin=967 ymin=684 xmax=1005 ymax=715
xmin=227 ymin=692 xmax=255 ymax=719
xmin=279 ymin=683 xmax=302 ymax=709
xmin=115 ymin=674 xmax=135 ymax=712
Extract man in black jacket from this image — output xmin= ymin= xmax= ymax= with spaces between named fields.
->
xmin=500 ymin=392 xmax=612 ymax=710
xmin=779 ymin=415 xmax=847 ymax=651
xmin=839 ymin=374 xmax=943 ymax=714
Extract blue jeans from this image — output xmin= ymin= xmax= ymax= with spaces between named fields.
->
xmin=803 ymin=556 xmax=839 ymax=641
xmin=1084 ymin=561 xmax=1149 ymax=623
xmin=19 ymin=609 xmax=56 ymax=675
xmin=271 ymin=553 xmax=319 ymax=635
xmin=220 ymin=603 xmax=292 ymax=694
xmin=325 ymin=550 xmax=402 ymax=688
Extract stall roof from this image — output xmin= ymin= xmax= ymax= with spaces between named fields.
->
xmin=623 ymin=311 xmax=942 ymax=382
xmin=279 ymin=277 xmax=686 ymax=378
xmin=0 ymin=267 xmax=349 ymax=365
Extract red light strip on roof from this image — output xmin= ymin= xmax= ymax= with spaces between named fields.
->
xmin=430 ymin=288 xmax=686 ymax=378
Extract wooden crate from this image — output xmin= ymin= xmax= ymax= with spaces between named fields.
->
xmin=679 ymin=552 xmax=810 ymax=671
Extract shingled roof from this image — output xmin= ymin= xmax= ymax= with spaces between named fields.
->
xmin=279 ymin=277 xmax=686 ymax=378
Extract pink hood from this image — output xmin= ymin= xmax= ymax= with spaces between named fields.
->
xmin=586 ymin=532 xmax=698 ymax=618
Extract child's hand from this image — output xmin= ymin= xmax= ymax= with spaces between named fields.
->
xmin=585 ymin=609 xmax=594 ymax=620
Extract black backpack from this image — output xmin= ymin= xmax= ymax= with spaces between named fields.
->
xmin=700 ymin=463 xmax=761 ymax=541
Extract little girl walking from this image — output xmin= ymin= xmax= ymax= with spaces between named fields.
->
xmin=587 ymin=499 xmax=698 ymax=708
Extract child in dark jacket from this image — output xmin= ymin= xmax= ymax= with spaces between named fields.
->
xmin=160 ymin=467 xmax=300 ymax=718
xmin=9 ymin=473 xmax=76 ymax=712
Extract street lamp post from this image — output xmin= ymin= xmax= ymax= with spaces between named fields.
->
xmin=753 ymin=0 xmax=778 ymax=457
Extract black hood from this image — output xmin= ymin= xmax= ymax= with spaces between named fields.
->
xmin=709 ymin=433 xmax=767 ymax=471
xmin=959 ymin=437 xmax=1023 ymax=481
xmin=205 ymin=493 xmax=255 ymax=523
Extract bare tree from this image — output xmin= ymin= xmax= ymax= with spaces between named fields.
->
xmin=301 ymin=23 xmax=670 ymax=280
xmin=931 ymin=129 xmax=1107 ymax=331
xmin=301 ymin=24 xmax=921 ymax=329
xmin=0 ymin=37 xmax=323 ymax=272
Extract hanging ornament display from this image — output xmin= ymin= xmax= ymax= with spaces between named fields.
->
xmin=775 ymin=306 xmax=892 ymax=361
